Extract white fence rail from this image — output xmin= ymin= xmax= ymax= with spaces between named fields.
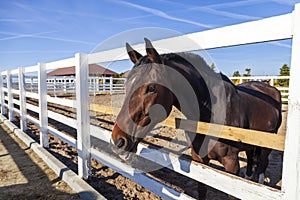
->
xmin=0 ymin=3 xmax=300 ymax=200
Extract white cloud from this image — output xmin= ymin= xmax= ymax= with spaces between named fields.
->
xmin=193 ymin=7 xmax=261 ymax=20
xmin=0 ymin=19 xmax=36 ymax=23
xmin=0 ymin=50 xmax=75 ymax=54
xmin=0 ymin=31 xmax=94 ymax=45
xmin=158 ymin=0 xmax=262 ymax=21
xmin=114 ymin=0 xmax=214 ymax=28
xmin=206 ymin=0 xmax=265 ymax=9
xmin=270 ymin=41 xmax=292 ymax=49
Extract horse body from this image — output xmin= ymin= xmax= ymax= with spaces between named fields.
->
xmin=111 ymin=39 xmax=282 ymax=199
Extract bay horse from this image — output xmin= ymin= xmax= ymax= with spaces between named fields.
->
xmin=111 ymin=38 xmax=282 ymax=199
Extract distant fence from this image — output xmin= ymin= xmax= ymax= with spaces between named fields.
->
xmin=46 ymin=76 xmax=126 ymax=96
xmin=0 ymin=3 xmax=300 ymax=200
xmin=1 ymin=75 xmax=126 ymax=96
xmin=229 ymin=76 xmax=290 ymax=102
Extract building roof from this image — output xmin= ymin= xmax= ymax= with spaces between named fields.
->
xmin=47 ymin=64 xmax=117 ymax=76
xmin=121 ymin=70 xmax=131 ymax=78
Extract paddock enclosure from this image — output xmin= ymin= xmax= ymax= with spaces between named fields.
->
xmin=1 ymin=3 xmax=300 ymax=200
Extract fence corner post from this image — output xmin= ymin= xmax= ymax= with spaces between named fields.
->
xmin=38 ymin=62 xmax=49 ymax=148
xmin=18 ymin=67 xmax=27 ymax=131
xmin=75 ymin=53 xmax=91 ymax=179
xmin=282 ymin=3 xmax=300 ymax=200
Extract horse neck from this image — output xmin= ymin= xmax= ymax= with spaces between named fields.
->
xmin=167 ymin=65 xmax=214 ymax=122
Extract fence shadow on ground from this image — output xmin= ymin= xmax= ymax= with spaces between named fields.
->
xmin=0 ymin=122 xmax=81 ymax=199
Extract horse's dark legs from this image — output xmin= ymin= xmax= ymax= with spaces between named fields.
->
xmin=190 ymin=147 xmax=209 ymax=200
xmin=185 ymin=132 xmax=210 ymax=199
xmin=245 ymin=150 xmax=254 ymax=179
xmin=222 ymin=153 xmax=240 ymax=200
xmin=257 ymin=148 xmax=271 ymax=184
xmin=197 ymin=182 xmax=207 ymax=200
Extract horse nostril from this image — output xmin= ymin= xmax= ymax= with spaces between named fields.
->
xmin=116 ymin=138 xmax=125 ymax=148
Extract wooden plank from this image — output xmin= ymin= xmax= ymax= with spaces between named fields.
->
xmin=90 ymin=104 xmax=285 ymax=151
xmin=173 ymin=118 xmax=285 ymax=151
xmin=282 ymin=3 xmax=300 ymax=200
xmin=90 ymin=104 xmax=118 ymax=114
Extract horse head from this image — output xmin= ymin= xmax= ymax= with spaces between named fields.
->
xmin=111 ymin=38 xmax=175 ymax=161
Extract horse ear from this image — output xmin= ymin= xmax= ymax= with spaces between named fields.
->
xmin=126 ymin=43 xmax=142 ymax=64
xmin=144 ymin=38 xmax=161 ymax=64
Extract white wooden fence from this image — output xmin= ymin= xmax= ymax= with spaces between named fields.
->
xmin=0 ymin=3 xmax=300 ymax=200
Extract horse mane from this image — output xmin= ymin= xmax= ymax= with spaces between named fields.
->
xmin=127 ymin=52 xmax=236 ymax=90
xmin=162 ymin=52 xmax=236 ymax=87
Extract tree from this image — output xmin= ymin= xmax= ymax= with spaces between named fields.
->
xmin=243 ymin=68 xmax=251 ymax=77
xmin=233 ymin=71 xmax=241 ymax=77
xmin=278 ymin=64 xmax=290 ymax=87
xmin=210 ymin=63 xmax=217 ymax=72
xmin=232 ymin=70 xmax=241 ymax=85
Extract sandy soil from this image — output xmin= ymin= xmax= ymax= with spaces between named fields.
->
xmin=0 ymin=121 xmax=80 ymax=200
xmin=5 ymin=93 xmax=286 ymax=200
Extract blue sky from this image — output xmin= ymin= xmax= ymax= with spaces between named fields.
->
xmin=0 ymin=0 xmax=299 ymax=76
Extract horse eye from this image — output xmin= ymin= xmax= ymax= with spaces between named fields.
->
xmin=147 ymin=85 xmax=156 ymax=93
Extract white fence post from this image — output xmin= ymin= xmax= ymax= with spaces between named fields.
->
xmin=0 ymin=73 xmax=5 ymax=115
xmin=18 ymin=67 xmax=27 ymax=131
xmin=30 ymin=77 xmax=34 ymax=92
xmin=282 ymin=3 xmax=300 ymax=200
xmin=110 ymin=76 xmax=113 ymax=94
xmin=63 ymin=76 xmax=67 ymax=93
xmin=38 ymin=63 xmax=49 ymax=148
xmin=54 ymin=77 xmax=57 ymax=97
xmin=75 ymin=53 xmax=91 ymax=179
xmin=93 ymin=76 xmax=96 ymax=96
xmin=270 ymin=77 xmax=274 ymax=86
xmin=7 ymin=70 xmax=14 ymax=121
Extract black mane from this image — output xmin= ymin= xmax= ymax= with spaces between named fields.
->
xmin=129 ymin=52 xmax=234 ymax=85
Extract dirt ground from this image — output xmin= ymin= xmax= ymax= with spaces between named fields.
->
xmin=0 ymin=121 xmax=80 ymax=200
xmin=2 ymin=93 xmax=286 ymax=200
